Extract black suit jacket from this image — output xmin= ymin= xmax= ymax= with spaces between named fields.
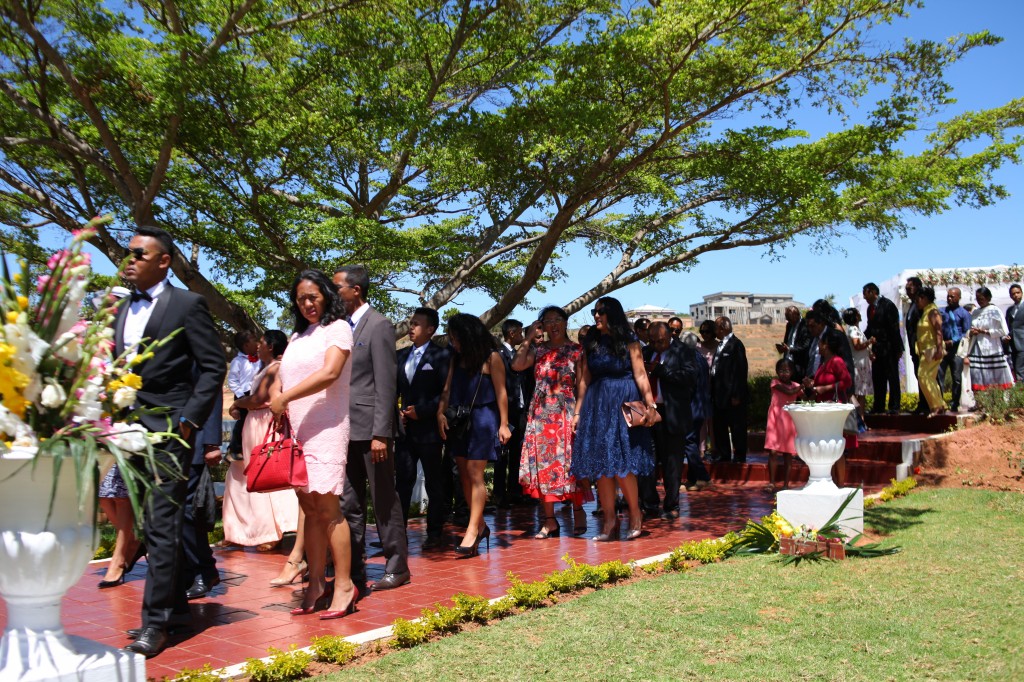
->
xmin=644 ymin=340 xmax=697 ymax=434
xmin=396 ymin=341 xmax=450 ymax=443
xmin=785 ymin=318 xmax=812 ymax=381
xmin=114 ymin=284 xmax=225 ymax=432
xmin=497 ymin=343 xmax=531 ymax=415
xmin=865 ymin=295 xmax=904 ymax=358
xmin=1007 ymin=303 xmax=1024 ymax=353
xmin=711 ymin=335 xmax=748 ymax=408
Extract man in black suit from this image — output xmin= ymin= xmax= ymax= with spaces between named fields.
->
xmin=776 ymin=305 xmax=810 ymax=381
xmin=639 ymin=322 xmax=698 ymax=518
xmin=495 ymin=319 xmax=531 ymax=507
xmin=395 ymin=307 xmax=451 ymax=550
xmin=710 ymin=316 xmax=748 ymax=463
xmin=1006 ymin=283 xmax=1024 ymax=382
xmin=182 ymin=386 xmax=223 ymax=601
xmin=863 ymin=282 xmax=904 ymax=414
xmin=334 ymin=265 xmax=409 ymax=593
xmin=116 ymin=226 xmax=225 ymax=658
xmin=904 ymin=276 xmax=928 ymax=414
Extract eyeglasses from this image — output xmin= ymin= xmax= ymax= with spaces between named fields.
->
xmin=591 ymin=308 xmax=606 ymax=317
xmin=124 ymin=247 xmax=151 ymax=261
xmin=541 ymin=318 xmax=563 ymax=327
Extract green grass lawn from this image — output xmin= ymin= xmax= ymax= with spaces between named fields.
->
xmin=318 ymin=488 xmax=1023 ymax=681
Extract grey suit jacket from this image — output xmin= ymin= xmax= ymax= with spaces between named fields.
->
xmin=348 ymin=306 xmax=397 ymax=441
xmin=1008 ymin=303 xmax=1024 ymax=352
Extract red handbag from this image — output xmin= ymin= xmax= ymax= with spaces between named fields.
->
xmin=245 ymin=415 xmax=308 ymax=493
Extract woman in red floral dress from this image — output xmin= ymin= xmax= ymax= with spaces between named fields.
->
xmin=513 ymin=306 xmax=590 ymax=538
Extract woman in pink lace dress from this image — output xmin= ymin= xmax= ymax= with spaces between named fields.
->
xmin=271 ymin=270 xmax=357 ymax=619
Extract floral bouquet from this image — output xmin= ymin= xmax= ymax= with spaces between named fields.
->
xmin=0 ymin=215 xmax=177 ymax=522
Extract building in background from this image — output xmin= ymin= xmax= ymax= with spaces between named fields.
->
xmin=689 ymin=292 xmax=805 ymax=325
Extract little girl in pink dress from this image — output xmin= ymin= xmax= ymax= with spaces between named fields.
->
xmin=764 ymin=359 xmax=802 ymax=489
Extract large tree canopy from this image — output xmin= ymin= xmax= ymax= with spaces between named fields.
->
xmin=2 ymin=0 xmax=1022 ymax=335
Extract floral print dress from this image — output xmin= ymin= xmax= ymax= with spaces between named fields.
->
xmin=518 ymin=341 xmax=587 ymax=503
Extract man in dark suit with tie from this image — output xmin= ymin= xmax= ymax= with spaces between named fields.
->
xmin=1005 ymin=283 xmax=1024 ymax=382
xmin=639 ymin=322 xmax=698 ymax=518
xmin=395 ymin=307 xmax=451 ymax=549
xmin=863 ymin=282 xmax=904 ymax=414
xmin=116 ymin=226 xmax=225 ymax=658
xmin=711 ymin=316 xmax=749 ymax=463
xmin=333 ymin=265 xmax=409 ymax=593
xmin=495 ymin=319 xmax=531 ymax=507
xmin=776 ymin=305 xmax=810 ymax=381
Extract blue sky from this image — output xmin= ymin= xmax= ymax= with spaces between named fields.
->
xmin=491 ymin=0 xmax=1024 ymax=328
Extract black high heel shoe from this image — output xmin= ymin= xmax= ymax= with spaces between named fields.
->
xmin=454 ymin=525 xmax=490 ymax=558
xmin=534 ymin=517 xmax=560 ymax=539
xmin=572 ymin=507 xmax=588 ymax=537
xmin=97 ymin=572 xmax=125 ymax=589
xmin=125 ymin=543 xmax=147 ymax=574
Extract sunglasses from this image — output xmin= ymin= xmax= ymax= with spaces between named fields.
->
xmin=124 ymin=247 xmax=160 ymax=261
xmin=591 ymin=308 xmax=606 ymax=317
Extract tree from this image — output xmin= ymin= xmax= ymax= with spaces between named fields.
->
xmin=2 ymin=0 xmax=1022 ymax=337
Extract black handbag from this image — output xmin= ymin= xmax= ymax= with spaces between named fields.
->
xmin=444 ymin=371 xmax=484 ymax=440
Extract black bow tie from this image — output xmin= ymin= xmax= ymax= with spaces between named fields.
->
xmin=130 ymin=289 xmax=153 ymax=303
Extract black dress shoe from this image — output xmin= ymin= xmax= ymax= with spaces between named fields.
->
xmin=185 ymin=574 xmax=221 ymax=600
xmin=126 ymin=623 xmax=193 ymax=639
xmin=373 ymin=571 xmax=411 ymax=590
xmin=123 ymin=627 xmax=168 ymax=658
xmin=422 ymin=536 xmax=444 ymax=551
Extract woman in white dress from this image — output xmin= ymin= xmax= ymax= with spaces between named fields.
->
xmin=966 ymin=286 xmax=1014 ymax=391
xmin=843 ymin=308 xmax=873 ymax=424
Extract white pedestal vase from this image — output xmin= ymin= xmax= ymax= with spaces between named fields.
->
xmin=777 ymin=403 xmax=863 ymax=540
xmin=0 ymin=448 xmax=144 ymax=681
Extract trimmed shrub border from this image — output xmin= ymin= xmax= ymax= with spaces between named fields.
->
xmin=174 ymin=482 xmax=914 ymax=681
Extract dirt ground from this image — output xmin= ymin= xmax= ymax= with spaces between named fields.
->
xmin=917 ymin=417 xmax=1024 ymax=493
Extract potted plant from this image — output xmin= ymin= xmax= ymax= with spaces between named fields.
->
xmin=783 ymin=401 xmax=854 ymax=490
xmin=0 ymin=217 xmax=176 ymax=679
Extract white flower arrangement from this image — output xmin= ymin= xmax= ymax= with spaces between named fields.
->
xmin=0 ymin=216 xmax=179 ymax=519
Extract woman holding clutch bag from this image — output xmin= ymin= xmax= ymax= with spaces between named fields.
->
xmin=570 ymin=297 xmax=656 ymax=542
xmin=437 ymin=313 xmax=511 ymax=557
xmin=271 ymin=270 xmax=358 ymax=619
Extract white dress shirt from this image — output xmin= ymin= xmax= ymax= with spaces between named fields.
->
xmin=348 ymin=301 xmax=370 ymax=330
xmin=122 ymin=279 xmax=169 ymax=358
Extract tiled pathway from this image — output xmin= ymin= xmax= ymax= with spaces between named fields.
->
xmin=1 ymin=485 xmax=776 ymax=680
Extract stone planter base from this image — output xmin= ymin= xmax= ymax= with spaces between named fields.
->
xmin=777 ymin=486 xmax=864 ymax=541
xmin=1 ymin=631 xmax=144 ymax=681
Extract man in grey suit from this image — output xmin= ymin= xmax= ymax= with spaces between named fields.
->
xmin=1005 ymin=283 xmax=1024 ymax=383
xmin=334 ymin=265 xmax=410 ymax=593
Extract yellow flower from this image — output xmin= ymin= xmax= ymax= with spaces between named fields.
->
xmin=5 ymin=311 xmax=17 ymax=324
xmin=12 ymin=273 xmax=21 ymax=284
xmin=120 ymin=372 xmax=142 ymax=389
xmin=107 ymin=379 xmax=123 ymax=392
xmin=16 ymin=296 xmax=28 ymax=310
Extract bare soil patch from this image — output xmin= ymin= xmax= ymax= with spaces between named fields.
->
xmin=918 ymin=418 xmax=1024 ymax=493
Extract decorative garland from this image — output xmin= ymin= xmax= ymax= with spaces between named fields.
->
xmin=917 ymin=265 xmax=1023 ymax=289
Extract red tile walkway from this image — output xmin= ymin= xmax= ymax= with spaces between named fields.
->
xmin=1 ymin=485 xmax=777 ymax=680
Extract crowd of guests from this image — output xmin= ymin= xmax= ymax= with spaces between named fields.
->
xmin=99 ymin=228 xmax=1024 ymax=659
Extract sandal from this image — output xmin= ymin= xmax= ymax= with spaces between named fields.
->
xmin=572 ymin=506 xmax=588 ymax=537
xmin=534 ymin=517 xmax=560 ymax=539
xmin=270 ymin=559 xmax=307 ymax=587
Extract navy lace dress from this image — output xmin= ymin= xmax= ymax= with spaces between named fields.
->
xmin=571 ymin=335 xmax=654 ymax=480
xmin=447 ymin=357 xmax=500 ymax=461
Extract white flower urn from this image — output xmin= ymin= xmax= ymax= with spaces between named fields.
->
xmin=0 ymin=448 xmax=142 ymax=681
xmin=783 ymin=402 xmax=853 ymax=491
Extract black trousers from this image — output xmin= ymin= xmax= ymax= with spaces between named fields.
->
xmin=638 ymin=407 xmax=685 ymax=512
xmin=937 ymin=347 xmax=964 ymax=409
xmin=1012 ymin=350 xmax=1024 ymax=383
xmin=871 ymin=352 xmax=901 ymax=412
xmin=394 ymin=438 xmax=446 ymax=538
xmin=342 ymin=440 xmax=409 ymax=582
xmin=228 ymin=407 xmax=246 ymax=454
xmin=182 ymin=445 xmax=217 ymax=585
xmin=684 ymin=417 xmax=711 ymax=486
xmin=139 ymin=431 xmax=193 ymax=630
xmin=712 ymin=403 xmax=748 ymax=460
xmin=492 ymin=407 xmax=526 ymax=502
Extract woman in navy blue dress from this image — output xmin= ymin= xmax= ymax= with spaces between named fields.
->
xmin=438 ymin=313 xmax=511 ymax=557
xmin=571 ymin=297 xmax=656 ymax=541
